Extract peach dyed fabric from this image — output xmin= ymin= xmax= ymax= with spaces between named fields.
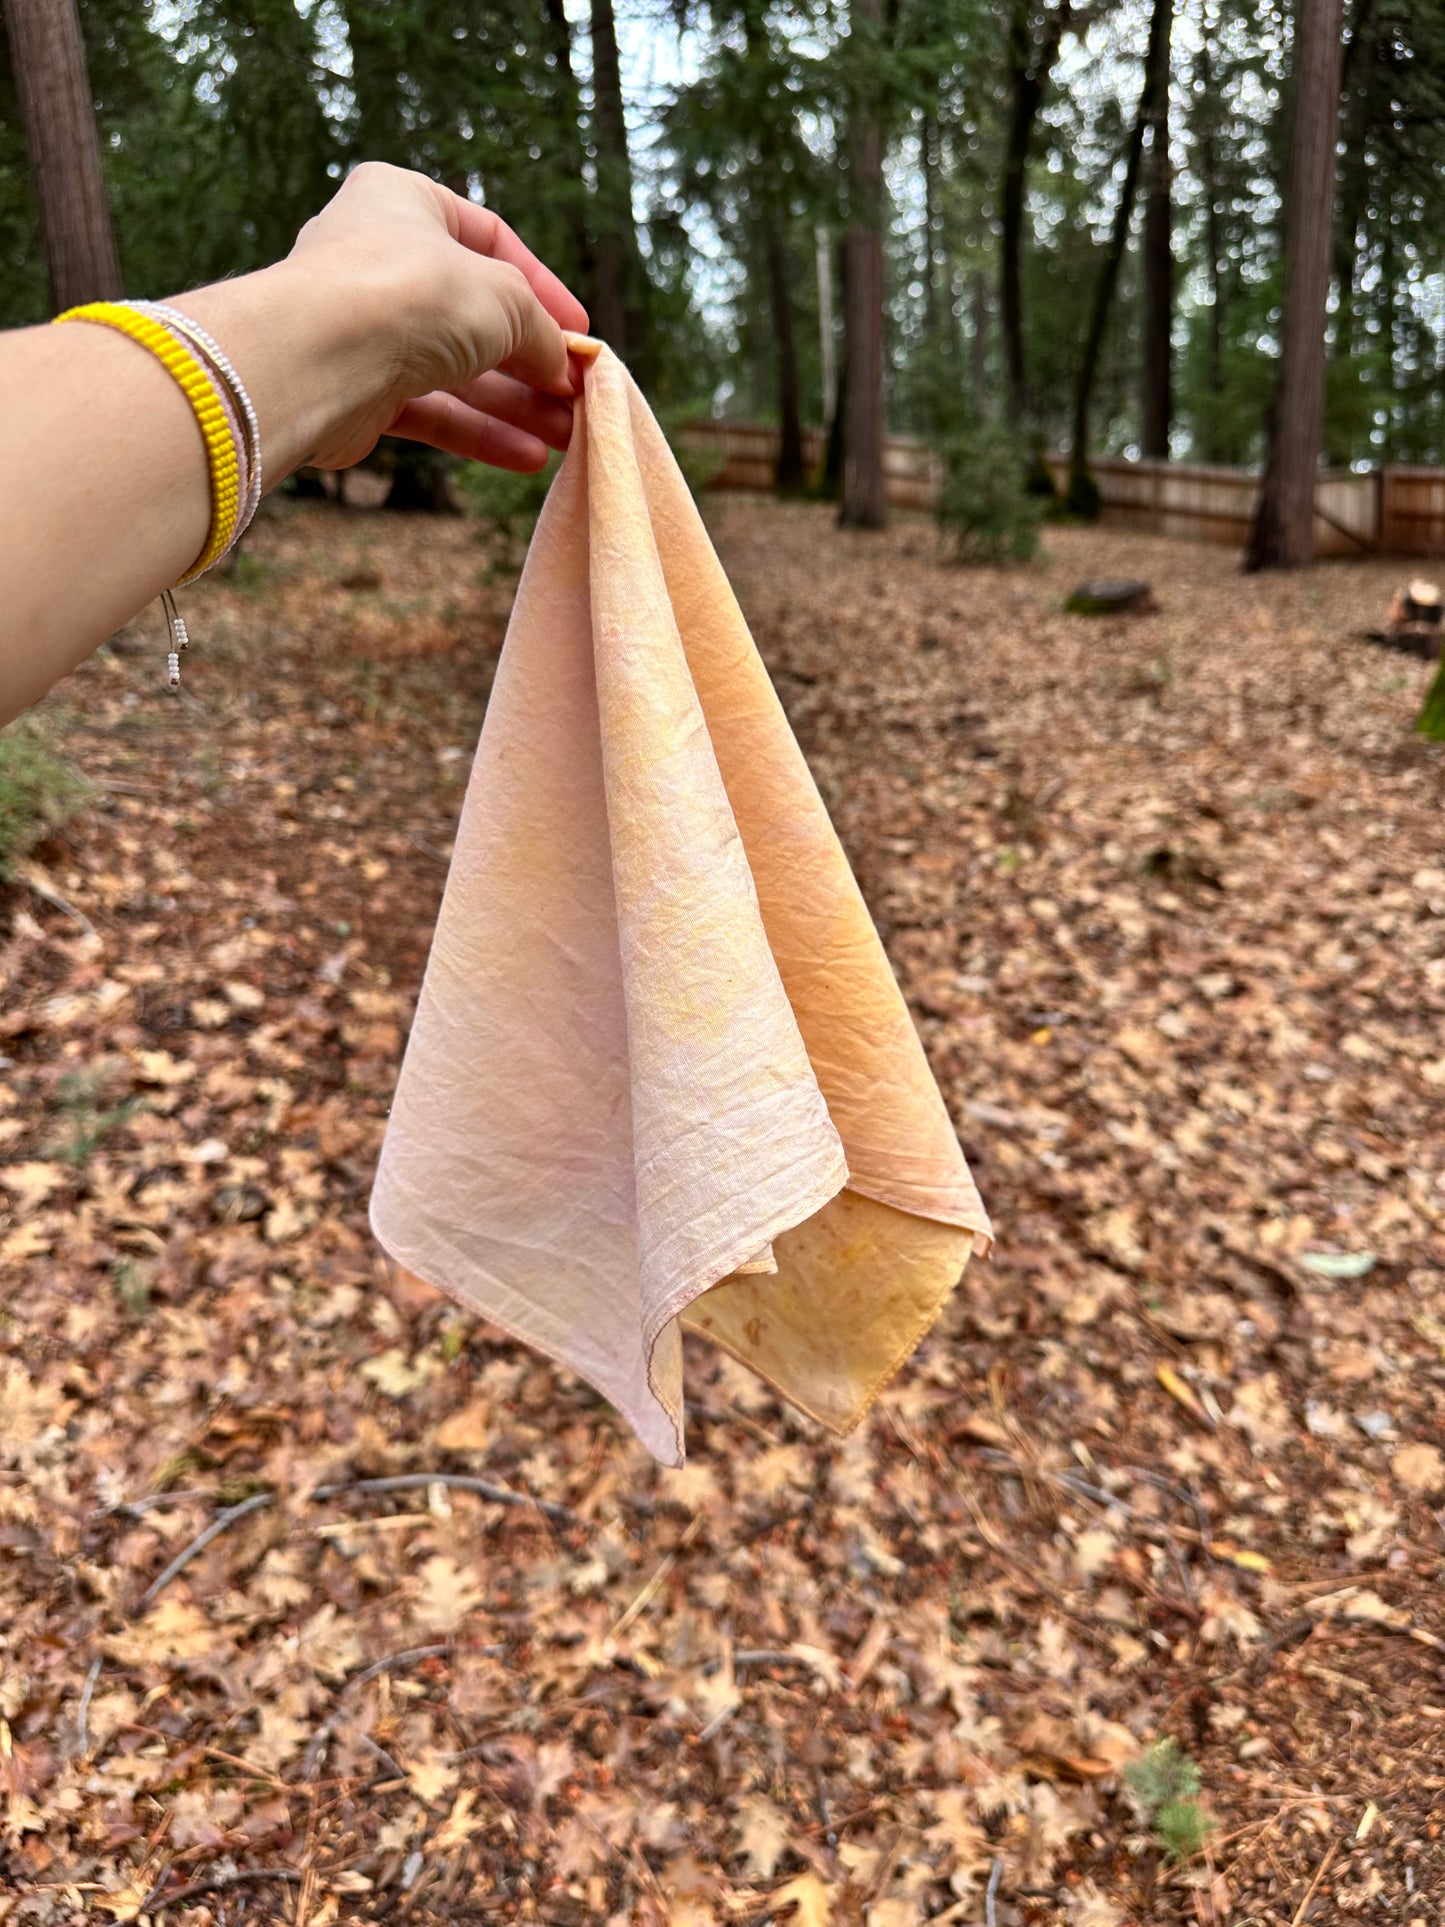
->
xmin=370 ymin=338 xmax=991 ymax=1465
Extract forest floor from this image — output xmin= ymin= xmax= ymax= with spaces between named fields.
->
xmin=2 ymin=493 xmax=1444 ymax=1927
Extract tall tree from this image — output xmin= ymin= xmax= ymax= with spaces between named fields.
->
xmin=1140 ymin=0 xmax=1173 ymax=456
xmin=664 ymin=0 xmax=816 ymax=488
xmin=1245 ymin=0 xmax=1346 ymax=569
xmin=839 ymin=0 xmax=887 ymax=528
xmin=2 ymin=0 xmax=121 ymax=310
xmin=742 ymin=0 xmax=806 ymax=487
xmin=589 ymin=0 xmax=648 ymax=369
xmin=999 ymin=0 xmax=1082 ymax=427
xmin=541 ymin=0 xmax=595 ymax=294
xmin=1066 ymin=0 xmax=1171 ymax=508
xmin=1191 ymin=1 xmax=1227 ymax=451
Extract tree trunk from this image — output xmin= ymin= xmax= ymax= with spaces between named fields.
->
xmin=343 ymin=3 xmax=406 ymax=168
xmin=1140 ymin=0 xmax=1174 ymax=458
xmin=384 ymin=444 xmax=459 ymax=513
xmin=839 ymin=0 xmax=887 ymax=530
xmin=1245 ymin=0 xmax=1346 ymax=571
xmin=2 ymin=0 xmax=121 ymax=311
xmin=766 ymin=226 xmax=805 ymax=491
xmin=1000 ymin=44 xmax=1040 ymax=427
xmin=1325 ymin=0 xmax=1375 ymax=461
xmin=824 ymin=237 xmax=849 ymax=496
xmin=971 ymin=272 xmax=989 ymax=420
xmin=541 ymin=0 xmax=594 ymax=293
xmin=1194 ymin=11 xmax=1226 ymax=453
xmin=920 ymin=112 xmax=941 ymax=344
xmin=1067 ymin=0 xmax=1171 ymax=510
xmin=588 ymin=0 xmax=646 ymax=370
xmin=1000 ymin=1 xmax=1071 ymax=429
xmin=739 ymin=0 xmax=803 ymax=491
xmin=816 ymin=225 xmax=837 ymax=433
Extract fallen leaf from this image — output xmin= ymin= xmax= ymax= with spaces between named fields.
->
xmin=1391 ymin=1441 xmax=1445 ymax=1497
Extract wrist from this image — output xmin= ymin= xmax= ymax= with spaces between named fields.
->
xmin=178 ymin=260 xmax=395 ymax=485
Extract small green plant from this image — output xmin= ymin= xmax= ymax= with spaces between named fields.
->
xmin=111 ymin=1260 xmax=152 ymax=1317
xmin=459 ymin=454 xmax=560 ymax=542
xmin=227 ymin=550 xmax=274 ymax=598
xmin=1125 ymin=1738 xmax=1212 ymax=1860
xmin=0 ymin=719 xmax=89 ymax=877
xmin=658 ymin=412 xmax=725 ymax=501
xmin=934 ymin=427 xmax=1045 ymax=567
xmin=1415 ymin=656 xmax=1445 ymax=740
xmin=47 ymin=1065 xmax=146 ymax=1165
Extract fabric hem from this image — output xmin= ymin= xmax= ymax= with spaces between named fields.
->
xmin=681 ymin=1233 xmax=974 ymax=1437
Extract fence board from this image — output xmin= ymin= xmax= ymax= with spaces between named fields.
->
xmin=675 ymin=422 xmax=1445 ymax=559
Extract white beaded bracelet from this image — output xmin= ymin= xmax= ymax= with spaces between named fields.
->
xmin=126 ymin=299 xmax=263 ymax=567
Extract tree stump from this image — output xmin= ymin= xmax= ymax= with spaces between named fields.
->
xmin=1388 ymin=578 xmax=1442 ymax=656
xmin=1066 ymin=579 xmax=1156 ymax=617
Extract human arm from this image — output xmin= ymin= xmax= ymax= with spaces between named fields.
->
xmin=0 ymin=163 xmax=588 ymax=726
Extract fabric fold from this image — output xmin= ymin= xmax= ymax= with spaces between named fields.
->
xmin=370 ymin=339 xmax=990 ymax=1465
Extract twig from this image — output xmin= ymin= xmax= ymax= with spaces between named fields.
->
xmin=133 ymin=1474 xmax=575 ymax=1611
xmin=98 ymin=1487 xmax=216 ymax=1519
xmin=300 ymin=1644 xmax=462 ymax=1781
xmin=348 ymin=1644 xmax=454 ymax=1690
xmin=313 ymin=1473 xmax=575 ymax=1527
xmin=359 ymin=1731 xmax=408 ymax=1782
xmin=16 ymin=862 xmax=97 ymax=939
xmin=1289 ymin=1838 xmax=1339 ymax=1926
xmin=985 ymin=1856 xmax=1002 ymax=1927
xmin=141 ymin=1868 xmax=304 ymax=1914
xmin=74 ymin=1655 xmax=102 ymax=1758
xmin=137 ymin=1492 xmax=275 ymax=1611
xmin=953 ymin=1473 xmax=1116 ymax=1648
xmin=692 ymin=1402 xmax=784 ymax=1448
xmin=608 ymin=1516 xmax=703 ymax=1638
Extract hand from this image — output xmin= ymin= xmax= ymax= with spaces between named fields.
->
xmin=284 ymin=162 xmax=589 ymax=474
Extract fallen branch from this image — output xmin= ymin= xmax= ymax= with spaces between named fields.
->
xmin=348 ymin=1644 xmax=454 ymax=1691
xmin=608 ymin=1516 xmax=704 ymax=1638
xmin=985 ymin=1856 xmax=1003 ymax=1927
xmin=132 ymin=1473 xmax=576 ymax=1611
xmin=313 ymin=1473 xmax=576 ymax=1527
xmin=141 ymin=1868 xmax=303 ymax=1914
xmin=137 ymin=1492 xmax=275 ymax=1611
xmin=15 ymin=861 xmax=98 ymax=939
xmin=72 ymin=1655 xmax=102 ymax=1759
xmin=1289 ymin=1838 xmax=1339 ymax=1927
xmin=301 ymin=1642 xmax=510 ymax=1781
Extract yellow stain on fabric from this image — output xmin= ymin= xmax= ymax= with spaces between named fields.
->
xmin=369 ymin=338 xmax=991 ymax=1465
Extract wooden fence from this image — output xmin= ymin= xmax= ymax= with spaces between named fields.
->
xmin=675 ymin=420 xmax=1445 ymax=558
xmin=676 ymin=420 xmax=942 ymax=511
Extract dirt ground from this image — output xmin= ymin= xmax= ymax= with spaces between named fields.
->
xmin=2 ymin=492 xmax=1443 ymax=1925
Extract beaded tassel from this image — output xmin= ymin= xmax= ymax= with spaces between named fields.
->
xmin=163 ymin=589 xmax=189 ymax=692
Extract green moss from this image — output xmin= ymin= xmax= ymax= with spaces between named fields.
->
xmin=0 ymin=718 xmax=89 ymax=877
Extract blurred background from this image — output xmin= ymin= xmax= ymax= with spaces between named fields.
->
xmin=5 ymin=0 xmax=1445 ymax=507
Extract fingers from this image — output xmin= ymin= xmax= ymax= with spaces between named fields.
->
xmin=481 ymin=261 xmax=577 ymax=400
xmin=444 ymin=191 xmax=590 ymax=335
xmin=450 ymin=371 xmax=573 ymax=451
xmin=390 ymin=391 xmax=553 ymax=473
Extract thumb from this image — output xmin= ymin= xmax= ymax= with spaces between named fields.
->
xmin=480 ymin=258 xmax=575 ymax=399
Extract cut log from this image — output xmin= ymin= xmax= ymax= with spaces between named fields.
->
xmin=1066 ymin=579 xmax=1156 ymax=617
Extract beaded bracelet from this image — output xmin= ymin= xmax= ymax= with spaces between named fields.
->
xmin=53 ymin=302 xmax=242 ymax=579
xmin=53 ymin=299 xmax=261 ymax=691
xmin=130 ymin=301 xmax=264 ymax=557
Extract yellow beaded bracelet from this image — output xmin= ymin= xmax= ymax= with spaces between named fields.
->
xmin=52 ymin=300 xmax=242 ymax=583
